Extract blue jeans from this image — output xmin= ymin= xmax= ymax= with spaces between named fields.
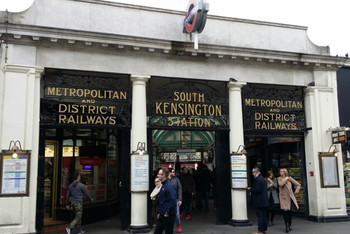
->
xmin=175 ymin=200 xmax=181 ymax=227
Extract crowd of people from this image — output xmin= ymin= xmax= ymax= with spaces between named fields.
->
xmin=151 ymin=164 xmax=215 ymax=234
xmin=151 ymin=164 xmax=301 ymax=234
xmin=249 ymin=167 xmax=301 ymax=234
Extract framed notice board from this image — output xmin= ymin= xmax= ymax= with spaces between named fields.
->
xmin=0 ymin=151 xmax=31 ymax=196
xmin=319 ymin=152 xmax=340 ymax=188
xmin=130 ymin=154 xmax=149 ymax=192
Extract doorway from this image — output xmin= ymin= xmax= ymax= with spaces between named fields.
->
xmin=36 ymin=128 xmax=128 ymax=232
xmin=245 ymin=136 xmax=308 ymax=215
xmin=44 ymin=141 xmax=59 ymax=222
xmin=150 ymin=129 xmax=231 ymax=225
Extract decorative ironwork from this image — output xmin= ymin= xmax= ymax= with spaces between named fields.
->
xmin=40 ymin=69 xmax=131 ymax=128
xmin=148 ymin=77 xmax=228 ymax=130
xmin=242 ymin=83 xmax=305 ymax=136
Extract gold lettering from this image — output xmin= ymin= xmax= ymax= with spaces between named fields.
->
xmin=198 ymin=93 xmax=204 ymax=102
xmin=181 ymin=117 xmax=188 ymax=126
xmin=255 ymin=121 xmax=261 ymax=129
xmin=178 ymin=103 xmax=184 ymax=115
xmin=168 ymin=117 xmax=174 ymax=126
xmin=84 ymin=89 xmax=90 ymax=97
xmin=88 ymin=105 xmax=96 ymax=114
xmin=174 ymin=92 xmax=180 ymax=101
xmin=205 ymin=118 xmax=210 ymax=127
xmin=59 ymin=114 xmax=67 ymax=123
xmin=47 ymin=87 xmax=56 ymax=95
xmin=163 ymin=102 xmax=170 ymax=114
xmin=170 ymin=103 xmax=177 ymax=115
xmin=188 ymin=104 xmax=195 ymax=115
xmin=120 ymin=91 xmax=127 ymax=99
xmin=100 ymin=106 xmax=107 ymax=114
xmin=59 ymin=104 xmax=67 ymax=113
xmin=109 ymin=116 xmax=117 ymax=125
xmin=155 ymin=102 xmax=162 ymax=114
xmin=95 ymin=116 xmax=103 ymax=124
xmin=69 ymin=88 xmax=76 ymax=97
xmin=245 ymin=98 xmax=251 ymax=106
xmin=71 ymin=104 xmax=79 ymax=113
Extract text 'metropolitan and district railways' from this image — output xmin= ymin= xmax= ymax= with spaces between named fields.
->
xmin=244 ymin=98 xmax=303 ymax=130
xmin=45 ymin=87 xmax=127 ymax=125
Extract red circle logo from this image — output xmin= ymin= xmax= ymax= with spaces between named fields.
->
xmin=183 ymin=0 xmax=209 ymax=34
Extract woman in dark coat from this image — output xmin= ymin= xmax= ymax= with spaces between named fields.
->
xmin=278 ymin=168 xmax=301 ymax=233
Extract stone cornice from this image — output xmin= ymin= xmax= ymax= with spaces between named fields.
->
xmin=0 ymin=23 xmax=348 ymax=69
xmin=76 ymin=0 xmax=308 ymax=30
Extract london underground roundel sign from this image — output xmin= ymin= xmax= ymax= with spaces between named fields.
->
xmin=183 ymin=0 xmax=209 ymax=34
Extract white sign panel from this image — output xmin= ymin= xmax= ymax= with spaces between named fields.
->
xmin=131 ymin=154 xmax=149 ymax=192
xmin=1 ymin=156 xmax=28 ymax=194
xmin=231 ymin=154 xmax=247 ymax=188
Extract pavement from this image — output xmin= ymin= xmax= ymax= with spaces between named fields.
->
xmin=78 ymin=206 xmax=350 ymax=234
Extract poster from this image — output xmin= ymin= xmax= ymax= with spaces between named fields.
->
xmin=1 ymin=155 xmax=28 ymax=195
xmin=231 ymin=154 xmax=247 ymax=188
xmin=60 ymin=157 xmax=71 ymax=204
xmin=131 ymin=154 xmax=149 ymax=192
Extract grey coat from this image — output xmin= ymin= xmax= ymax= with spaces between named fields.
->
xmin=267 ymin=177 xmax=279 ymax=204
xmin=169 ymin=176 xmax=183 ymax=201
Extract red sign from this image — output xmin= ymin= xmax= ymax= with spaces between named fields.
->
xmin=61 ymin=157 xmax=71 ymax=205
xmin=80 ymin=158 xmax=102 ymax=166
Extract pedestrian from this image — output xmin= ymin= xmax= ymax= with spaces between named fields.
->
xmin=65 ymin=172 xmax=93 ymax=234
xmin=248 ymin=167 xmax=269 ymax=234
xmin=278 ymin=168 xmax=301 ymax=233
xmin=266 ymin=170 xmax=279 ymax=226
xmin=151 ymin=177 xmax=162 ymax=225
xmin=199 ymin=165 xmax=212 ymax=211
xmin=179 ymin=167 xmax=196 ymax=220
xmin=169 ymin=168 xmax=183 ymax=232
xmin=154 ymin=168 xmax=177 ymax=234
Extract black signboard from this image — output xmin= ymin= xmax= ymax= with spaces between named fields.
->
xmin=332 ymin=131 xmax=347 ymax=144
xmin=148 ymin=77 xmax=228 ymax=130
xmin=41 ymin=69 xmax=131 ymax=128
xmin=242 ymin=83 xmax=305 ymax=135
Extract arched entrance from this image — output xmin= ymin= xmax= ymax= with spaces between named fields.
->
xmin=147 ymin=77 xmax=232 ymax=225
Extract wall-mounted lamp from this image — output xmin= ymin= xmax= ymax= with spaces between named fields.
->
xmin=9 ymin=140 xmax=22 ymax=159
xmin=135 ymin=142 xmax=146 ymax=156
xmin=328 ymin=144 xmax=339 ymax=156
xmin=235 ymin=145 xmax=247 ymax=155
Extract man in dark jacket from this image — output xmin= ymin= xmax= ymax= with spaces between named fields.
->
xmin=178 ymin=167 xmax=195 ymax=220
xmin=65 ymin=173 xmax=93 ymax=234
xmin=248 ymin=167 xmax=269 ymax=234
xmin=154 ymin=168 xmax=177 ymax=234
xmin=169 ymin=168 xmax=183 ymax=232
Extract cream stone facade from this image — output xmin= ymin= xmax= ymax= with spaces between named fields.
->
xmin=0 ymin=0 xmax=349 ymax=233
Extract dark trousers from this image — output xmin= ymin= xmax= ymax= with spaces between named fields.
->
xmin=200 ymin=190 xmax=210 ymax=209
xmin=255 ymin=207 xmax=268 ymax=232
xmin=182 ymin=192 xmax=192 ymax=215
xmin=154 ymin=215 xmax=176 ymax=234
